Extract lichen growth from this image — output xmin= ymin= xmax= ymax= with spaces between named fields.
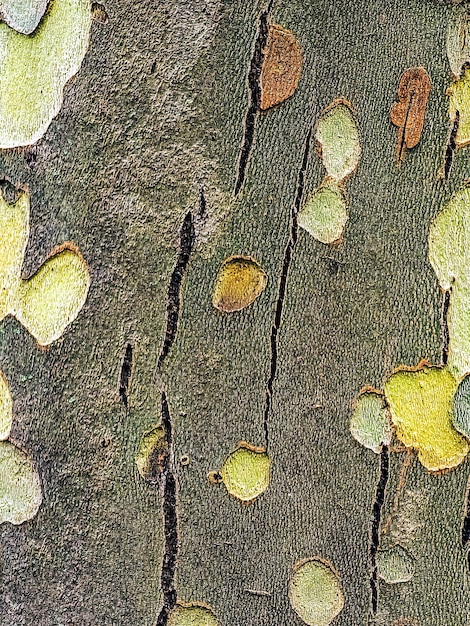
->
xmin=0 ymin=190 xmax=90 ymax=346
xmin=289 ymin=558 xmax=344 ymax=626
xmin=447 ymin=68 xmax=470 ymax=148
xmin=167 ymin=603 xmax=220 ymax=626
xmin=315 ymin=100 xmax=361 ymax=182
xmin=218 ymin=442 xmax=270 ymax=502
xmin=0 ymin=0 xmax=91 ymax=148
xmin=135 ymin=424 xmax=168 ymax=483
xmin=212 ymin=256 xmax=267 ymax=313
xmin=0 ymin=371 xmax=12 ymax=441
xmin=298 ymin=182 xmax=348 ymax=245
xmin=350 ymin=390 xmax=392 ymax=454
xmin=376 ymin=545 xmax=415 ymax=584
xmin=0 ymin=440 xmax=42 ymax=525
xmin=1 ymin=0 xmax=49 ymax=35
xmin=429 ymin=186 xmax=470 ymax=377
xmin=384 ymin=364 xmax=468 ymax=471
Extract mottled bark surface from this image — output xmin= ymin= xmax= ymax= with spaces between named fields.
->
xmin=1 ymin=1 xmax=469 ymax=625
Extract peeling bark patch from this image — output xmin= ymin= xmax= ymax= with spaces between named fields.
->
xmin=215 ymin=442 xmax=270 ymax=502
xmin=0 ymin=0 xmax=91 ymax=148
xmin=429 ymin=186 xmax=470 ymax=377
xmin=0 ymin=190 xmax=90 ymax=346
xmin=159 ymin=210 xmax=196 ymax=367
xmin=390 ymin=67 xmax=431 ymax=163
xmin=350 ymin=390 xmax=392 ymax=454
xmin=0 ymin=371 xmax=12 ymax=440
xmin=0 ymin=440 xmax=42 ymax=525
xmin=167 ymin=602 xmax=220 ymax=626
xmin=119 ymin=343 xmax=133 ymax=408
xmin=136 ymin=425 xmax=168 ymax=484
xmin=447 ymin=68 xmax=470 ymax=148
xmin=234 ymin=5 xmax=270 ymax=195
xmin=156 ymin=392 xmax=178 ymax=626
xmin=298 ymin=182 xmax=348 ymax=245
xmin=453 ymin=374 xmax=470 ymax=438
xmin=212 ymin=256 xmax=267 ymax=313
xmin=289 ymin=558 xmax=344 ymax=626
xmin=0 ymin=0 xmax=48 ymax=35
xmin=384 ymin=364 xmax=468 ymax=471
xmin=260 ymin=24 xmax=302 ymax=110
xmin=447 ymin=4 xmax=470 ymax=79
xmin=264 ymin=128 xmax=312 ymax=448
xmin=91 ymin=2 xmax=108 ymax=23
xmin=315 ymin=100 xmax=361 ymax=182
xmin=370 ymin=446 xmax=389 ymax=615
xmin=376 ymin=545 xmax=415 ymax=584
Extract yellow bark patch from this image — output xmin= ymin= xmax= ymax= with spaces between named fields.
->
xmin=218 ymin=442 xmax=270 ymax=502
xmin=135 ymin=425 xmax=168 ymax=484
xmin=384 ymin=364 xmax=468 ymax=471
xmin=447 ymin=68 xmax=470 ymax=148
xmin=212 ymin=256 xmax=267 ymax=313
xmin=0 ymin=371 xmax=12 ymax=441
xmin=168 ymin=603 xmax=220 ymax=626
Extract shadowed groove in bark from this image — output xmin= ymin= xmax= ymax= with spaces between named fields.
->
xmin=119 ymin=343 xmax=133 ymax=408
xmin=443 ymin=111 xmax=459 ymax=180
xmin=234 ymin=1 xmax=273 ymax=195
xmin=442 ymin=289 xmax=451 ymax=366
xmin=263 ymin=127 xmax=312 ymax=449
xmin=370 ymin=446 xmax=390 ymax=615
xmin=156 ymin=391 xmax=178 ymax=626
xmin=158 ymin=202 xmax=198 ymax=368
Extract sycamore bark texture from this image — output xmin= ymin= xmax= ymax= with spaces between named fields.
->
xmin=0 ymin=1 xmax=469 ymax=625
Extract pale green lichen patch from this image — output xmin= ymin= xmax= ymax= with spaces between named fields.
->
xmin=452 ymin=374 xmax=470 ymax=438
xmin=168 ymin=603 xmax=220 ymax=626
xmin=298 ymin=182 xmax=348 ymax=245
xmin=0 ymin=0 xmax=91 ymax=148
xmin=289 ymin=558 xmax=344 ymax=626
xmin=0 ymin=371 xmax=12 ymax=440
xmin=447 ymin=68 xmax=470 ymax=148
xmin=377 ymin=545 xmax=415 ymax=584
xmin=135 ymin=425 xmax=168 ymax=484
xmin=384 ymin=363 xmax=468 ymax=471
xmin=0 ymin=440 xmax=42 ymax=525
xmin=315 ymin=100 xmax=361 ymax=182
xmin=212 ymin=256 xmax=267 ymax=313
xmin=429 ymin=186 xmax=470 ymax=377
xmin=350 ymin=390 xmax=392 ymax=454
xmin=218 ymin=442 xmax=270 ymax=502
xmin=0 ymin=190 xmax=90 ymax=346
xmin=1 ymin=0 xmax=49 ymax=35
xmin=447 ymin=4 xmax=470 ymax=79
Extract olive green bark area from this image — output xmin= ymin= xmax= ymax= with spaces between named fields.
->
xmin=0 ymin=2 xmax=467 ymax=626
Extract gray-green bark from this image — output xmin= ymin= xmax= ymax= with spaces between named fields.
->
xmin=1 ymin=1 xmax=469 ymax=625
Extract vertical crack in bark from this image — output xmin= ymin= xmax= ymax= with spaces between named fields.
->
xmin=156 ymin=391 xmax=178 ymax=626
xmin=263 ymin=128 xmax=312 ymax=449
xmin=234 ymin=1 xmax=273 ymax=196
xmin=119 ymin=343 xmax=133 ymax=408
xmin=443 ymin=111 xmax=459 ymax=180
xmin=370 ymin=446 xmax=389 ymax=615
xmin=158 ymin=201 xmax=198 ymax=368
xmin=462 ymin=477 xmax=470 ymax=550
xmin=442 ymin=289 xmax=451 ymax=366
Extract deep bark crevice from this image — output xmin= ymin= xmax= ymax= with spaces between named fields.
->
xmin=263 ymin=127 xmax=312 ymax=449
xmin=119 ymin=343 xmax=133 ymax=408
xmin=443 ymin=111 xmax=459 ymax=180
xmin=370 ymin=446 xmax=389 ymax=615
xmin=442 ymin=288 xmax=451 ymax=366
xmin=156 ymin=391 xmax=178 ymax=626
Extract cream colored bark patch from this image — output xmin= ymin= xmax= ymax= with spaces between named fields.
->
xmin=168 ymin=603 xmax=220 ymax=626
xmin=384 ymin=364 xmax=468 ymax=471
xmin=0 ymin=190 xmax=90 ymax=346
xmin=0 ymin=440 xmax=42 ymax=525
xmin=1 ymin=0 xmax=49 ymax=35
xmin=350 ymin=390 xmax=392 ymax=454
xmin=0 ymin=0 xmax=91 ymax=148
xmin=447 ymin=68 xmax=470 ymax=148
xmin=298 ymin=182 xmax=348 ymax=244
xmin=212 ymin=256 xmax=267 ymax=313
xmin=0 ymin=371 xmax=12 ymax=441
xmin=289 ymin=558 xmax=344 ymax=626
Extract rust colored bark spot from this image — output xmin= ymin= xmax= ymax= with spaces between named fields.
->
xmin=390 ymin=67 xmax=431 ymax=163
xmin=260 ymin=24 xmax=302 ymax=111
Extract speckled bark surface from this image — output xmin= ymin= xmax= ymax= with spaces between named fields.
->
xmin=0 ymin=1 xmax=469 ymax=625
